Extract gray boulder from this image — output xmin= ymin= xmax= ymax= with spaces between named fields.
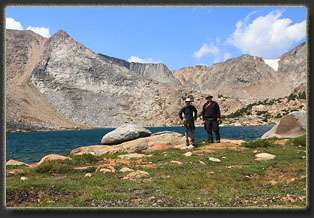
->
xmin=101 ymin=123 xmax=152 ymax=145
xmin=261 ymin=111 xmax=306 ymax=139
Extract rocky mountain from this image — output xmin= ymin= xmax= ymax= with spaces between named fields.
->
xmin=172 ymin=42 xmax=306 ymax=104
xmin=98 ymin=54 xmax=181 ymax=87
xmin=6 ymin=29 xmax=87 ymax=131
xmin=5 ymin=29 xmax=306 ymax=131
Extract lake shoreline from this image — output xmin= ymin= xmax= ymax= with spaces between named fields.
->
xmin=6 ymin=124 xmax=274 ymax=133
xmin=6 ymin=126 xmax=273 ymax=164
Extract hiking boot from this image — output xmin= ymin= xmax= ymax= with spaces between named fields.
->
xmin=191 ymin=139 xmax=196 ymax=147
xmin=216 ymin=140 xmax=220 ymax=143
xmin=208 ymin=139 xmax=214 ymax=143
xmin=186 ymin=139 xmax=190 ymax=146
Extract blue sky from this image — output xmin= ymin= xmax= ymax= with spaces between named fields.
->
xmin=6 ymin=6 xmax=306 ymax=70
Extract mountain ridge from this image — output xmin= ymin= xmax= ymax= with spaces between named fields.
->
xmin=5 ymin=29 xmax=307 ymax=131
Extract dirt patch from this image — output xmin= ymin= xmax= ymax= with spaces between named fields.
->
xmin=21 ymin=115 xmax=44 ymax=123
xmin=6 ymin=189 xmax=77 ymax=207
xmin=253 ymin=165 xmax=306 ymax=185
xmin=195 ymin=142 xmax=247 ymax=153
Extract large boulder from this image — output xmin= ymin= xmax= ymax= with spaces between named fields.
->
xmin=101 ymin=123 xmax=152 ymax=145
xmin=261 ymin=111 xmax=306 ymax=139
xmin=71 ymin=131 xmax=187 ymax=156
xmin=36 ymin=154 xmax=72 ymax=166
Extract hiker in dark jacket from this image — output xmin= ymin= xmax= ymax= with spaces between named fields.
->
xmin=201 ymin=95 xmax=221 ymax=143
xmin=179 ymin=98 xmax=198 ymax=146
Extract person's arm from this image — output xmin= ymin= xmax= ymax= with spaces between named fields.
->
xmin=193 ymin=106 xmax=198 ymax=120
xmin=216 ymin=102 xmax=221 ymax=120
xmin=178 ymin=107 xmax=184 ymax=120
xmin=201 ymin=104 xmax=205 ymax=120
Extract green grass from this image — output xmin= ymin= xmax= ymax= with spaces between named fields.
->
xmin=6 ymin=136 xmax=307 ymax=208
xmin=286 ymin=135 xmax=306 ymax=147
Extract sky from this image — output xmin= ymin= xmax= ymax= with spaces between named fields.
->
xmin=5 ymin=6 xmax=307 ymax=70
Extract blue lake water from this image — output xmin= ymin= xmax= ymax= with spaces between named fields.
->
xmin=5 ymin=126 xmax=272 ymax=164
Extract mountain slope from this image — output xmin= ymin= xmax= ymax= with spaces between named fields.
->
xmin=171 ymin=42 xmax=306 ymax=104
xmin=28 ymin=30 xmax=205 ymax=128
xmin=6 ymin=29 xmax=87 ymax=131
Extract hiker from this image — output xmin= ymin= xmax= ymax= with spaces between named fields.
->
xmin=179 ymin=98 xmax=198 ymax=146
xmin=201 ymin=95 xmax=221 ymax=143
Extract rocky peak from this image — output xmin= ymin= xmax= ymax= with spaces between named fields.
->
xmin=52 ymin=29 xmax=70 ymax=38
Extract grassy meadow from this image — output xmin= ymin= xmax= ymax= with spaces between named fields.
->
xmin=6 ymin=135 xmax=307 ymax=208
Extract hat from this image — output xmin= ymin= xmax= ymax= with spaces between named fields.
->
xmin=185 ymin=98 xmax=191 ymax=102
xmin=205 ymin=95 xmax=213 ymax=99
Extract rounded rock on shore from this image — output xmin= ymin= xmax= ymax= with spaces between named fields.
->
xmin=101 ymin=123 xmax=152 ymax=145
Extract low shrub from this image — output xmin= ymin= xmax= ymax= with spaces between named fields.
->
xmin=70 ymin=154 xmax=101 ymax=166
xmin=34 ymin=160 xmax=73 ymax=174
xmin=286 ymin=135 xmax=306 ymax=147
xmin=241 ymin=138 xmax=273 ymax=148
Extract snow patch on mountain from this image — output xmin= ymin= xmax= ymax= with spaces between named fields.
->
xmin=263 ymin=58 xmax=280 ymax=71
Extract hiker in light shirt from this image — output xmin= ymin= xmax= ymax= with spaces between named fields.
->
xmin=179 ymin=98 xmax=198 ymax=146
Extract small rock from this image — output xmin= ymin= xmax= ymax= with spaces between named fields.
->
xmin=255 ymin=153 xmax=276 ymax=161
xmin=85 ymin=173 xmax=92 ymax=177
xmin=6 ymin=159 xmax=29 ymax=166
xmin=20 ymin=176 xmax=28 ymax=181
xmin=222 ymin=157 xmax=227 ymax=159
xmin=288 ymin=178 xmax=296 ymax=184
xmin=122 ymin=170 xmax=149 ymax=181
xmin=199 ymin=161 xmax=206 ymax=165
xmin=253 ymin=150 xmax=258 ymax=153
xmin=108 ymin=166 xmax=115 ymax=172
xmin=100 ymin=168 xmax=112 ymax=173
xmin=208 ymin=157 xmax=221 ymax=163
xmin=120 ymin=167 xmax=134 ymax=173
xmin=170 ymin=160 xmax=183 ymax=165
xmin=180 ymin=145 xmax=194 ymax=150
xmin=118 ymin=153 xmax=147 ymax=159
xmin=146 ymin=144 xmax=172 ymax=151
xmin=148 ymin=196 xmax=155 ymax=201
xmin=300 ymin=176 xmax=306 ymax=181
xmin=269 ymin=180 xmax=278 ymax=185
xmin=184 ymin=152 xmax=193 ymax=157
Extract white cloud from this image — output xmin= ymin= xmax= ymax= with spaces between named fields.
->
xmin=6 ymin=17 xmax=51 ymax=38
xmin=227 ymin=10 xmax=306 ymax=58
xmin=213 ymin=57 xmax=221 ymax=63
xmin=193 ymin=43 xmax=220 ymax=59
xmin=128 ymin=56 xmax=159 ymax=64
xmin=223 ymin=52 xmax=231 ymax=61
xmin=26 ymin=26 xmax=51 ymax=38
xmin=6 ymin=18 xmax=23 ymax=30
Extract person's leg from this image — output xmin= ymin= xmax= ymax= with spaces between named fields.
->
xmin=206 ymin=120 xmax=213 ymax=143
xmin=212 ymin=121 xmax=220 ymax=142
xmin=184 ymin=124 xmax=189 ymax=145
xmin=191 ymin=129 xmax=195 ymax=146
